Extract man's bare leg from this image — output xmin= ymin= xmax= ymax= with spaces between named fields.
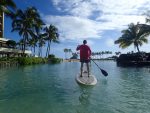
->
xmin=86 ymin=63 xmax=90 ymax=77
xmin=80 ymin=62 xmax=83 ymax=77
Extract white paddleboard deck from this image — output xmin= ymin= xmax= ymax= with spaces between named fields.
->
xmin=76 ymin=72 xmax=97 ymax=85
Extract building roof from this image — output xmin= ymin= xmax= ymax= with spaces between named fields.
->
xmin=0 ymin=38 xmax=9 ymax=41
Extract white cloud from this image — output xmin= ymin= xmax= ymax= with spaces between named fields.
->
xmin=43 ymin=15 xmax=102 ymax=39
xmin=69 ymin=2 xmax=94 ymax=18
xmin=46 ymin=0 xmax=150 ymax=54
xmin=96 ymin=14 xmax=146 ymax=29
xmin=43 ymin=14 xmax=145 ymax=41
xmin=49 ymin=0 xmax=150 ymax=40
xmin=52 ymin=0 xmax=150 ymax=16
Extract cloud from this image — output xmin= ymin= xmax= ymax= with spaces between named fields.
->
xmin=43 ymin=15 xmax=102 ymax=39
xmin=48 ymin=0 xmax=149 ymax=40
xmin=96 ymin=14 xmax=146 ymax=29
xmin=43 ymin=0 xmax=150 ymax=56
xmin=52 ymin=0 xmax=150 ymax=16
xmin=43 ymin=14 xmax=145 ymax=41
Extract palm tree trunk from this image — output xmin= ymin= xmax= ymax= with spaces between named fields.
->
xmin=23 ymin=33 xmax=28 ymax=57
xmin=34 ymin=46 xmax=35 ymax=57
xmin=22 ymin=37 xmax=26 ymax=57
xmin=41 ymin=47 xmax=42 ymax=57
xmin=137 ymin=45 xmax=140 ymax=53
xmin=23 ymin=43 xmax=26 ymax=57
xmin=39 ymin=47 xmax=42 ymax=57
xmin=38 ymin=46 xmax=40 ymax=57
xmin=31 ymin=47 xmax=33 ymax=56
xmin=46 ymin=41 xmax=50 ymax=57
xmin=48 ymin=40 xmax=51 ymax=56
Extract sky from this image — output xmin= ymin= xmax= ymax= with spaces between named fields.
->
xmin=4 ymin=0 xmax=150 ymax=58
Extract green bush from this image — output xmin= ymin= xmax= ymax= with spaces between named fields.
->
xmin=48 ymin=54 xmax=55 ymax=59
xmin=17 ymin=57 xmax=48 ymax=65
xmin=0 ymin=57 xmax=18 ymax=62
xmin=50 ymin=58 xmax=62 ymax=64
xmin=48 ymin=54 xmax=62 ymax=64
xmin=0 ymin=56 xmax=62 ymax=65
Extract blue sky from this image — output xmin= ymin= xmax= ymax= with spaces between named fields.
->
xmin=4 ymin=0 xmax=150 ymax=58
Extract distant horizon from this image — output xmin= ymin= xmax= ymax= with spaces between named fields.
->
xmin=4 ymin=0 xmax=150 ymax=58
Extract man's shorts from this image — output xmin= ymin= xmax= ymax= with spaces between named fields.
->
xmin=80 ymin=59 xmax=90 ymax=63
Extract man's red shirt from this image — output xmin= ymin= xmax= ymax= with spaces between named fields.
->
xmin=76 ymin=44 xmax=91 ymax=60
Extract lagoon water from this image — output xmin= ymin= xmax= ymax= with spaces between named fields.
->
xmin=0 ymin=61 xmax=150 ymax=113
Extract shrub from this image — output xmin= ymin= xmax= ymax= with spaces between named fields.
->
xmin=0 ymin=55 xmax=61 ymax=65
xmin=47 ymin=54 xmax=62 ymax=64
xmin=48 ymin=54 xmax=55 ymax=59
xmin=50 ymin=58 xmax=62 ymax=64
xmin=17 ymin=57 xmax=48 ymax=65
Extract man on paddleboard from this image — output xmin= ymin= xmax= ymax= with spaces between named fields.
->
xmin=76 ymin=40 xmax=91 ymax=77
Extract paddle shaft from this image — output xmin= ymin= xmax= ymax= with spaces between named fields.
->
xmin=91 ymin=59 xmax=108 ymax=76
xmin=91 ymin=59 xmax=102 ymax=70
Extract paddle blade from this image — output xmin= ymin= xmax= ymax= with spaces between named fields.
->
xmin=100 ymin=69 xmax=108 ymax=76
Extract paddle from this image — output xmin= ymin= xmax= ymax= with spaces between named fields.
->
xmin=90 ymin=59 xmax=108 ymax=77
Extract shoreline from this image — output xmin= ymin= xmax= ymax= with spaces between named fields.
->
xmin=63 ymin=58 xmax=115 ymax=62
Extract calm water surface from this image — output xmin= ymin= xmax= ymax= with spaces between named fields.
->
xmin=0 ymin=61 xmax=150 ymax=113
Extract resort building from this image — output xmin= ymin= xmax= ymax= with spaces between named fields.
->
xmin=0 ymin=11 xmax=31 ymax=57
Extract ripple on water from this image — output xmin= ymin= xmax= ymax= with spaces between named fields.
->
xmin=0 ymin=62 xmax=150 ymax=113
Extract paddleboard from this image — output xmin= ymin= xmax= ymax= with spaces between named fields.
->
xmin=76 ymin=72 xmax=97 ymax=85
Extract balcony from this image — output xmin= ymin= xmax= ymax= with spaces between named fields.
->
xmin=0 ymin=38 xmax=32 ymax=57
xmin=0 ymin=47 xmax=32 ymax=54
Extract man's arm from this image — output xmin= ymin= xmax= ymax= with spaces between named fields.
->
xmin=89 ymin=49 xmax=91 ymax=56
xmin=76 ymin=45 xmax=80 ymax=51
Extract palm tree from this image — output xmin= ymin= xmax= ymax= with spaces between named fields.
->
xmin=68 ymin=49 xmax=72 ymax=58
xmin=44 ymin=24 xmax=59 ymax=57
xmin=28 ymin=38 xmax=38 ymax=56
xmin=0 ymin=0 xmax=16 ymax=15
xmin=101 ymin=51 xmax=104 ymax=58
xmin=17 ymin=39 xmax=23 ymax=50
xmin=64 ymin=48 xmax=68 ymax=59
xmin=12 ymin=7 xmax=44 ymax=56
xmin=115 ymin=23 xmax=150 ymax=53
xmin=28 ymin=39 xmax=34 ymax=54
xmin=28 ymin=7 xmax=44 ymax=34
xmin=38 ymin=33 xmax=46 ymax=57
xmin=115 ymin=51 xmax=121 ymax=56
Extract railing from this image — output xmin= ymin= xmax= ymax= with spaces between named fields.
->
xmin=0 ymin=47 xmax=32 ymax=54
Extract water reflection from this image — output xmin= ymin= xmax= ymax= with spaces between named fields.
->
xmin=0 ymin=61 xmax=150 ymax=113
xmin=79 ymin=86 xmax=93 ymax=105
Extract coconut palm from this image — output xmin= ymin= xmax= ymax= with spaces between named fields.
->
xmin=12 ymin=7 xmax=44 ymax=56
xmin=115 ymin=51 xmax=121 ymax=57
xmin=44 ymin=24 xmax=59 ymax=57
xmin=68 ymin=49 xmax=72 ymax=58
xmin=38 ymin=33 xmax=46 ymax=57
xmin=28 ymin=38 xmax=38 ymax=56
xmin=64 ymin=48 xmax=68 ymax=59
xmin=28 ymin=39 xmax=34 ymax=54
xmin=16 ymin=39 xmax=23 ymax=50
xmin=0 ymin=0 xmax=16 ymax=15
xmin=115 ymin=23 xmax=150 ymax=53
xmin=28 ymin=7 xmax=44 ymax=34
